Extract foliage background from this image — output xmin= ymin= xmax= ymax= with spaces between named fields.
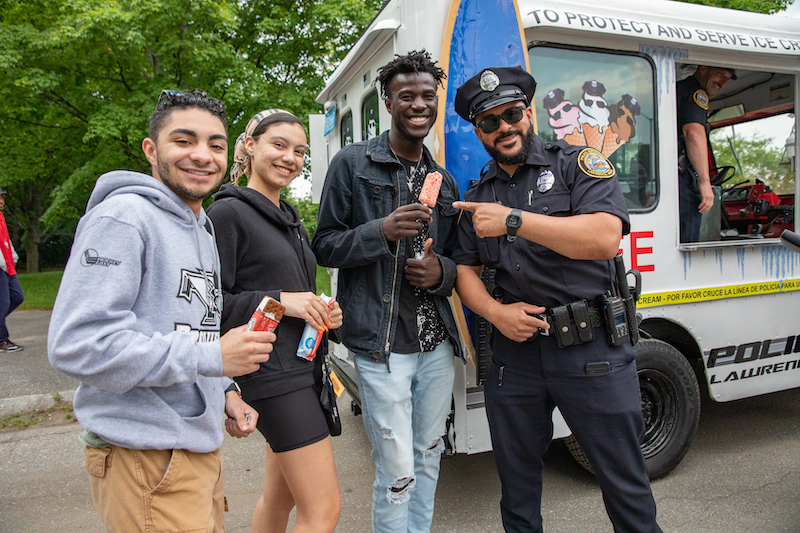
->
xmin=0 ymin=0 xmax=383 ymax=272
xmin=0 ymin=0 xmax=794 ymax=272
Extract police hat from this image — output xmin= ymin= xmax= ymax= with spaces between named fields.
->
xmin=542 ymin=88 xmax=566 ymax=110
xmin=620 ymin=94 xmax=641 ymax=115
xmin=455 ymin=66 xmax=537 ymax=123
xmin=721 ymin=67 xmax=738 ymax=80
xmin=582 ymin=80 xmax=606 ymax=97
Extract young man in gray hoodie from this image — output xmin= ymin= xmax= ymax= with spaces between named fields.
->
xmin=48 ymin=90 xmax=275 ymax=533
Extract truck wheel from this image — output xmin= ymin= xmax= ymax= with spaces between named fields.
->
xmin=565 ymin=339 xmax=701 ymax=480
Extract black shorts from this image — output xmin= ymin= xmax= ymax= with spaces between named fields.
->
xmin=249 ymin=385 xmax=329 ymax=453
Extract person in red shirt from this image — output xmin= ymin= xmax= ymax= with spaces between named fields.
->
xmin=0 ymin=187 xmax=23 ymax=351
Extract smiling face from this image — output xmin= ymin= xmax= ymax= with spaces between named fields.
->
xmin=142 ymin=108 xmax=228 ymax=214
xmin=385 ymin=72 xmax=438 ymax=145
xmin=474 ymin=100 xmax=535 ymax=175
xmin=245 ymin=122 xmax=307 ymax=204
xmin=695 ymin=66 xmax=734 ymax=96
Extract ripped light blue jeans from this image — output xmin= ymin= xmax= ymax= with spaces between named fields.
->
xmin=354 ymin=340 xmax=455 ymax=533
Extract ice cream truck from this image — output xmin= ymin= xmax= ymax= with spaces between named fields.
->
xmin=309 ymin=0 xmax=800 ymax=479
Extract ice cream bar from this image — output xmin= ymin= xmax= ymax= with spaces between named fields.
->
xmin=246 ymin=296 xmax=286 ymax=333
xmin=296 ymin=293 xmax=335 ymax=361
xmin=418 ymin=171 xmax=443 ymax=207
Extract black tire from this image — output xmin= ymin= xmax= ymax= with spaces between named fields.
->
xmin=565 ymin=339 xmax=701 ymax=480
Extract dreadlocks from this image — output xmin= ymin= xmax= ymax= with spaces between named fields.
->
xmin=376 ymin=50 xmax=447 ymax=100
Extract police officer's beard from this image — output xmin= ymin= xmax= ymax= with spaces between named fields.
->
xmin=484 ymin=126 xmax=535 ymax=166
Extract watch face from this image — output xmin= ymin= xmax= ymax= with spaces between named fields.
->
xmin=508 ymin=215 xmax=521 ymax=227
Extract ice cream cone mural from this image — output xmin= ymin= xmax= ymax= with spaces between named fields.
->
xmin=544 ymin=83 xmax=641 ymax=158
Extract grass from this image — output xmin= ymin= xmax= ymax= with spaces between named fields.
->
xmin=316 ymin=264 xmax=332 ymax=298
xmin=0 ymin=398 xmax=76 ymax=429
xmin=15 ymin=267 xmax=332 ymax=312
xmin=18 ymin=270 xmax=63 ymax=310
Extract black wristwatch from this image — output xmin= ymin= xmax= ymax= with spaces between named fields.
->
xmin=506 ymin=208 xmax=522 ymax=242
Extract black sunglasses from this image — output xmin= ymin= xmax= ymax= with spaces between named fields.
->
xmin=158 ymin=89 xmax=183 ymax=105
xmin=584 ymin=100 xmax=607 ymax=109
xmin=476 ymin=106 xmax=527 ymax=134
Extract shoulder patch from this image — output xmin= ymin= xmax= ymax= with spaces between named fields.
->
xmin=578 ymin=148 xmax=616 ymax=179
xmin=693 ymin=89 xmax=709 ymax=110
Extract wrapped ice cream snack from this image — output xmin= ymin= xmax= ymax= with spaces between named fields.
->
xmin=296 ymin=293 xmax=335 ymax=361
xmin=418 ymin=171 xmax=443 ymax=207
xmin=246 ymin=296 xmax=286 ymax=332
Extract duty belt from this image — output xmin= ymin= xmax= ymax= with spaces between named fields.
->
xmin=502 ymin=296 xmax=604 ymax=348
xmin=540 ymin=300 xmax=604 ymax=348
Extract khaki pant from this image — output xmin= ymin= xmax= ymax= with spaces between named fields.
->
xmin=84 ymin=445 xmax=225 ymax=533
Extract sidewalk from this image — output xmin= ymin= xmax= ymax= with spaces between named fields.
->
xmin=0 ymin=310 xmax=78 ymax=417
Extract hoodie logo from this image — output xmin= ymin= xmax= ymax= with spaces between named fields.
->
xmin=178 ymin=268 xmax=220 ymax=327
xmin=80 ymin=249 xmax=121 ymax=267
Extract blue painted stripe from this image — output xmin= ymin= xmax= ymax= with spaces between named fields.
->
xmin=444 ymin=0 xmax=528 ymax=197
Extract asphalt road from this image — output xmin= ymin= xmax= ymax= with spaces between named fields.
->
xmin=1 ymin=310 xmax=798 ymax=532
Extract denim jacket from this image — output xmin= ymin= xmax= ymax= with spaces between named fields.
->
xmin=312 ymin=131 xmax=463 ymax=366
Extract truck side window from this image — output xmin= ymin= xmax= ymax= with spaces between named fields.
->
xmin=529 ymin=45 xmax=657 ymax=211
xmin=710 ymin=113 xmax=795 ymax=239
xmin=362 ymin=90 xmax=380 ymax=141
xmin=341 ymin=110 xmax=353 ymax=148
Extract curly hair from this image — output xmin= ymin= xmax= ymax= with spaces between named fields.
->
xmin=148 ymin=90 xmax=227 ymax=141
xmin=376 ymin=50 xmax=446 ymax=100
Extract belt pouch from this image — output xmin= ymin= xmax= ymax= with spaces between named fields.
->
xmin=551 ymin=304 xmax=575 ymax=348
xmin=569 ymin=300 xmax=596 ymax=344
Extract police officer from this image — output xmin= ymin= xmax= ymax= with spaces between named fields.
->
xmin=677 ymin=65 xmax=736 ymax=242
xmin=451 ymin=66 xmax=662 ymax=533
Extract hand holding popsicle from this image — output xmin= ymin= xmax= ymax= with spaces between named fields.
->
xmin=219 ymin=324 xmax=275 ymax=377
xmin=281 ymin=291 xmax=334 ymax=330
xmin=383 ymin=203 xmax=433 ymax=241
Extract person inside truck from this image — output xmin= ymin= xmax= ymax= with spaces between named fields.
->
xmin=312 ymin=50 xmax=463 ymax=533
xmin=451 ymin=66 xmax=663 ymax=533
xmin=677 ymin=65 xmax=736 ymax=242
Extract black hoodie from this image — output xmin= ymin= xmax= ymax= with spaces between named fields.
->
xmin=207 ymin=184 xmax=320 ymax=401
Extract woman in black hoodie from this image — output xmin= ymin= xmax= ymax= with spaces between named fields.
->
xmin=207 ymin=109 xmax=342 ymax=533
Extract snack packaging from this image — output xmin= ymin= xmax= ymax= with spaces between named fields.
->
xmin=296 ymin=293 xmax=335 ymax=361
xmin=246 ymin=296 xmax=286 ymax=333
xmin=418 ymin=171 xmax=443 ymax=207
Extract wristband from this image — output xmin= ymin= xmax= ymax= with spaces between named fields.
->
xmin=225 ymin=382 xmax=242 ymax=397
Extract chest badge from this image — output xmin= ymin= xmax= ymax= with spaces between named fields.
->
xmin=537 ymin=169 xmax=555 ymax=193
xmin=578 ymin=148 xmax=616 ymax=179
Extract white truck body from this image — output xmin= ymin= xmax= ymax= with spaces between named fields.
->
xmin=310 ymin=0 xmax=800 ymax=476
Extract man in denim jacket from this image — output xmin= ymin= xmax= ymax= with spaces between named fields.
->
xmin=312 ymin=50 xmax=462 ymax=533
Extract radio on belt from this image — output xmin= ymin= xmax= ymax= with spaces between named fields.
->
xmin=602 ymin=253 xmax=640 ymax=347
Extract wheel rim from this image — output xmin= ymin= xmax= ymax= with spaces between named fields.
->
xmin=638 ymin=367 xmax=679 ymax=458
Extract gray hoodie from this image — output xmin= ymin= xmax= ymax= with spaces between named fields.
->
xmin=49 ymin=170 xmax=230 ymax=452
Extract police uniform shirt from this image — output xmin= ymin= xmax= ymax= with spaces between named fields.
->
xmin=676 ymin=75 xmax=710 ymax=162
xmin=452 ymin=135 xmax=630 ymax=309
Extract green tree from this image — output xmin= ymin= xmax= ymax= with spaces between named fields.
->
xmin=677 ymin=0 xmax=793 ymax=13
xmin=710 ymin=128 xmax=795 ymax=194
xmin=0 ymin=0 xmax=382 ymax=272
